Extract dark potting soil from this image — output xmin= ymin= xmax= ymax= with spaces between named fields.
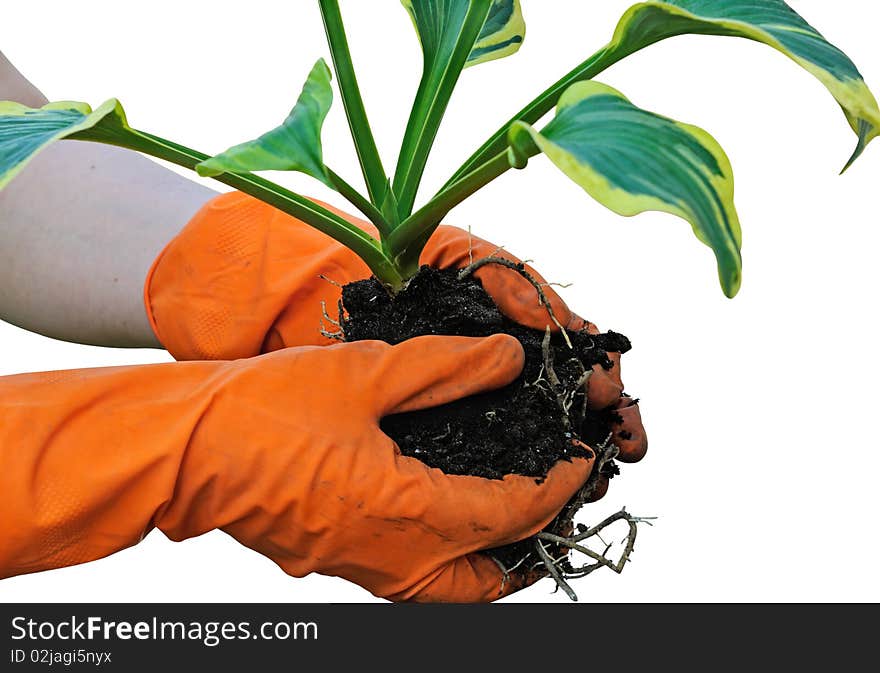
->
xmin=340 ymin=265 xmax=631 ymax=482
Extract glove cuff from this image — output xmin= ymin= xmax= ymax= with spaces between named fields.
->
xmin=144 ymin=191 xmax=275 ymax=360
xmin=145 ymin=191 xmax=378 ymax=360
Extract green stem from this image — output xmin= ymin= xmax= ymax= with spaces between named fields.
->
xmin=79 ymin=125 xmax=403 ymax=288
xmin=388 ymin=149 xmax=513 ymax=269
xmin=326 ymin=168 xmax=390 ymax=236
xmin=319 ymin=0 xmax=388 ymax=205
xmin=443 ymin=44 xmax=627 ymax=190
xmin=392 ymin=0 xmax=493 ymax=220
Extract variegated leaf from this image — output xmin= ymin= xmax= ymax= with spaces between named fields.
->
xmin=197 ymin=59 xmax=334 ymax=184
xmin=467 ymin=0 xmax=525 ymax=67
xmin=450 ymin=0 xmax=879 ymax=187
xmin=510 ymin=81 xmax=743 ymax=297
xmin=396 ymin=0 xmax=524 ymax=215
xmin=0 ymin=99 xmax=123 ymax=190
xmin=0 ymin=98 xmax=195 ymax=186
xmin=607 ymin=0 xmax=880 ymax=169
xmin=0 ymin=95 xmax=402 ymax=286
xmin=402 ymin=0 xmax=524 ymax=69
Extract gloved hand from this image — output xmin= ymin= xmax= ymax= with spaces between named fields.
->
xmin=146 ymin=191 xmax=641 ymax=418
xmin=145 ymin=192 xmax=648 ymax=489
xmin=0 ymin=334 xmax=604 ymax=602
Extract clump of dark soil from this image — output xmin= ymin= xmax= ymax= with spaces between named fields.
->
xmin=341 ymin=265 xmax=630 ymax=481
xmin=339 ymin=264 xmax=632 ymax=578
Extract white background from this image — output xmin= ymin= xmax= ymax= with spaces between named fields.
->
xmin=1 ymin=1 xmax=878 ymax=602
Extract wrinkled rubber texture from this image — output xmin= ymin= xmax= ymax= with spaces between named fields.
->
xmin=0 ymin=335 xmax=594 ymax=602
xmin=146 ymin=193 xmax=590 ymax=358
xmin=146 ymin=192 xmax=636 ymax=419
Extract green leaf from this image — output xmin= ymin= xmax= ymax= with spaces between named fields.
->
xmin=379 ymin=178 xmax=401 ymax=230
xmin=449 ymin=0 xmax=880 ymax=186
xmin=196 ymin=59 xmax=334 ymax=184
xmin=0 ymin=99 xmax=119 ymax=189
xmin=394 ymin=0 xmax=521 ymax=217
xmin=0 ymin=97 xmax=403 ymax=287
xmin=402 ymin=0 xmax=525 ymax=69
xmin=319 ymin=0 xmax=388 ymax=203
xmin=467 ymin=0 xmax=525 ymax=67
xmin=608 ymin=0 xmax=880 ymax=170
xmin=510 ymin=81 xmax=742 ymax=298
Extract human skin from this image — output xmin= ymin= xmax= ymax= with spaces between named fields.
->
xmin=0 ymin=50 xmax=216 ymax=348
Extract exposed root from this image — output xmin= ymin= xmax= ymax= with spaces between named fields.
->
xmin=492 ymin=508 xmax=656 ymax=601
xmin=488 ymin=555 xmax=510 ymax=592
xmin=430 ymin=424 xmax=453 ymax=442
xmin=537 ymin=531 xmax=617 ymax=570
xmin=320 ymin=328 xmax=345 ymax=341
xmin=533 ymin=539 xmax=578 ymax=601
xmin=541 ymin=328 xmax=563 ymax=391
xmin=488 ymin=426 xmax=650 ymax=600
xmin=541 ymin=328 xmax=572 ymax=431
xmin=573 ymin=367 xmax=593 ymax=423
xmin=538 ymin=328 xmax=595 ymax=433
xmin=321 ymin=300 xmax=342 ymax=327
xmin=319 ymin=298 xmax=346 ymax=341
xmin=318 ymin=273 xmax=344 ymax=288
xmin=481 ymin=281 xmax=649 ymax=602
xmin=458 ymin=256 xmax=573 ymax=350
xmin=336 ymin=262 xmax=647 ymax=601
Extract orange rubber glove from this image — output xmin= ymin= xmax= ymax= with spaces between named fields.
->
xmin=0 ymin=334 xmax=595 ymax=602
xmin=146 ymin=192 xmax=631 ymax=413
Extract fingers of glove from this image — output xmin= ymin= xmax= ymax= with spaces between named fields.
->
xmin=588 ymin=352 xmax=624 ymax=409
xmin=586 ymin=475 xmax=610 ymax=502
xmin=570 ymin=319 xmax=627 ymax=410
xmin=477 ymin=262 xmax=573 ymax=333
xmin=370 ymin=333 xmax=525 ymax=417
xmin=420 ymin=226 xmax=575 ymax=331
xmin=252 ymin=335 xmax=522 ymax=420
xmin=579 ymin=317 xmax=600 ymax=335
xmin=412 ymin=455 xmax=595 ymax=557
xmin=568 ymin=439 xmax=608 ymax=503
xmin=564 ymin=317 xmax=630 ymax=412
xmin=568 ymin=313 xmax=590 ymax=333
xmin=382 ymin=456 xmax=594 ymax=602
xmin=388 ymin=552 xmax=519 ymax=603
xmin=611 ymin=397 xmax=648 ymax=463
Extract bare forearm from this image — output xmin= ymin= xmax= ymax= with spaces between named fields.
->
xmin=0 ymin=142 xmax=216 ymax=347
xmin=0 ymin=51 xmax=216 ymax=348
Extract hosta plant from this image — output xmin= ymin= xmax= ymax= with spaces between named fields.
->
xmin=1 ymin=0 xmax=877 ymax=598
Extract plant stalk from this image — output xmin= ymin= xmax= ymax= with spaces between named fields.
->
xmin=392 ymin=0 xmax=493 ymax=220
xmin=444 ymin=44 xmax=629 ymax=189
xmin=318 ymin=0 xmax=389 ymax=206
xmin=78 ymin=125 xmax=404 ymax=288
xmin=389 ymin=149 xmax=514 ymax=268
xmin=326 ymin=168 xmax=389 ymax=236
